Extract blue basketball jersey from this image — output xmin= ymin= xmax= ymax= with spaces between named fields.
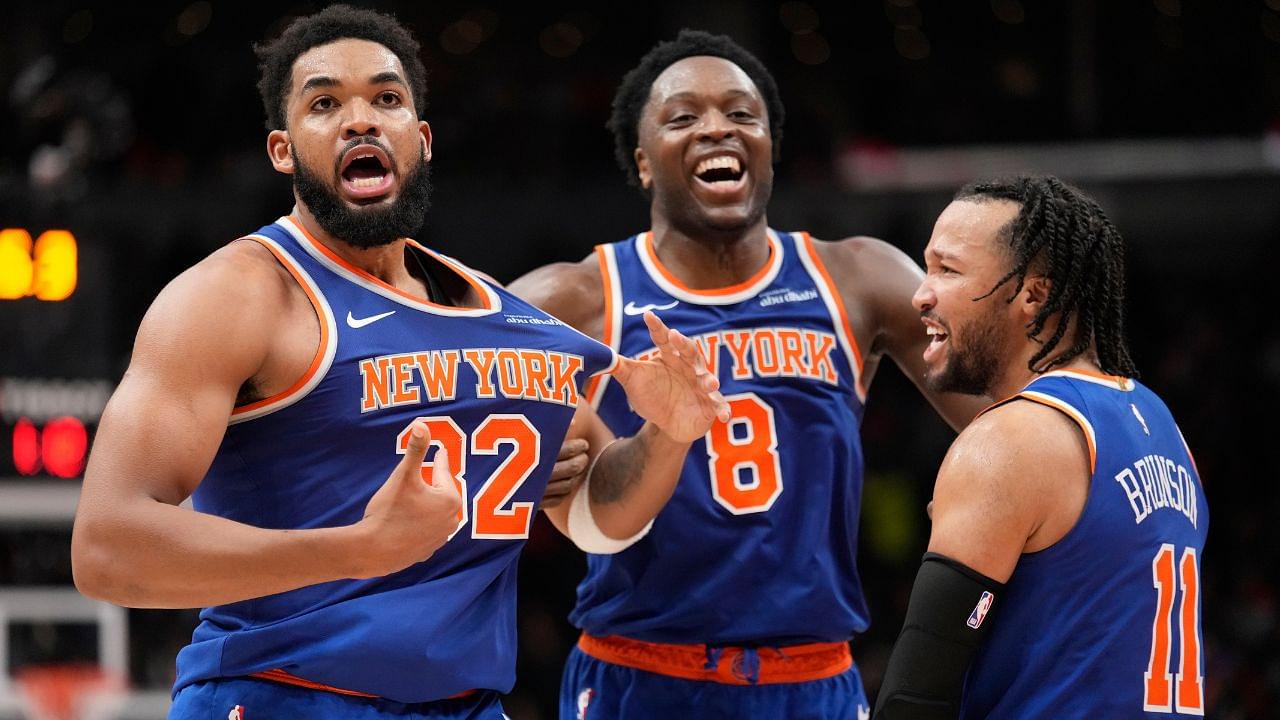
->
xmin=570 ymin=230 xmax=870 ymax=646
xmin=962 ymin=371 xmax=1209 ymax=719
xmin=173 ymin=216 xmax=616 ymax=704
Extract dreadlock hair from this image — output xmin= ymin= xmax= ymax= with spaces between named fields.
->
xmin=608 ymin=29 xmax=785 ymax=189
xmin=254 ymin=4 xmax=427 ymax=131
xmin=956 ymin=175 xmax=1139 ymax=378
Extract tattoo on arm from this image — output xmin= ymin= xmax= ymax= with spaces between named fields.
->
xmin=588 ymin=434 xmax=648 ymax=504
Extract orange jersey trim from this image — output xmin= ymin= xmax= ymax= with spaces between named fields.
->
xmin=797 ymin=233 xmax=867 ymax=398
xmin=583 ymin=245 xmax=618 ymax=405
xmin=639 ymin=231 xmax=779 ymax=298
xmin=250 ymin=669 xmax=378 ymax=698
xmin=577 ymin=633 xmax=852 ymax=686
xmin=231 ymin=237 xmax=330 ymax=417
xmin=250 ymin=669 xmax=478 ymax=701
xmin=1015 ymin=392 xmax=1098 ymax=473
xmin=1042 ymin=368 xmax=1133 ymax=391
xmin=283 ymin=216 xmax=494 ymax=312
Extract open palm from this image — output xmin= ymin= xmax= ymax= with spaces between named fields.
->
xmin=611 ymin=312 xmax=730 ymax=443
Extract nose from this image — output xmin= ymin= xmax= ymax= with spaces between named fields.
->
xmin=341 ymin=98 xmax=381 ymax=140
xmin=697 ymin=109 xmax=737 ymax=142
xmin=912 ymin=277 xmax=935 ymax=314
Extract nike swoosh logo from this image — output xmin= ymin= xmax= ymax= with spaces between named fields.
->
xmin=346 ymin=310 xmax=396 ymax=328
xmin=622 ymin=300 xmax=678 ymax=316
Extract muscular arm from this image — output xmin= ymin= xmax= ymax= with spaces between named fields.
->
xmin=72 ymin=243 xmax=458 ymax=608
xmin=927 ymin=400 xmax=1091 ymax=576
xmin=874 ymin=401 xmax=1091 ymax=717
xmin=816 ymin=237 xmax=988 ymax=431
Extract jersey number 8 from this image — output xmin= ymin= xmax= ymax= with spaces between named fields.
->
xmin=706 ymin=393 xmax=783 ymax=515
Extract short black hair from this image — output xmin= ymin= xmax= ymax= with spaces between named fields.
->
xmin=957 ymin=175 xmax=1139 ymax=377
xmin=608 ymin=29 xmax=785 ymax=187
xmin=254 ymin=4 xmax=428 ymax=131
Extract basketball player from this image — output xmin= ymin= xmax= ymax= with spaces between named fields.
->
xmin=872 ymin=177 xmax=1208 ymax=719
xmin=510 ymin=31 xmax=986 ymax=719
xmin=70 ymin=7 xmax=729 ymax=719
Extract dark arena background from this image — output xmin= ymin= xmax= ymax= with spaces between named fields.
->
xmin=1 ymin=1 xmax=1277 ymax=718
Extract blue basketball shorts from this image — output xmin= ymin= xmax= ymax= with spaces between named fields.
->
xmin=559 ymin=644 xmax=869 ymax=720
xmin=168 ymin=677 xmax=508 ymax=720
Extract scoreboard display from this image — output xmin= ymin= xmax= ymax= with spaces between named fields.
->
xmin=1 ymin=227 xmax=114 ymax=482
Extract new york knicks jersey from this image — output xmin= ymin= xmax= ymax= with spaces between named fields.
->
xmin=962 ymin=371 xmax=1209 ymax=719
xmin=172 ymin=217 xmax=616 ymax=703
xmin=570 ymin=230 xmax=870 ymax=646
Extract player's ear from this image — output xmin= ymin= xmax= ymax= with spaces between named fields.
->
xmin=1021 ymin=274 xmax=1051 ymax=318
xmin=267 ymin=130 xmax=294 ymax=174
xmin=419 ymin=120 xmax=433 ymax=163
xmin=634 ymin=148 xmax=652 ymax=191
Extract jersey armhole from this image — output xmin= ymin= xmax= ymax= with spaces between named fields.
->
xmin=979 ymin=392 xmax=1098 ymax=558
xmin=228 ymin=235 xmax=337 ymax=424
xmin=793 ymin=233 xmax=868 ymax=401
xmin=583 ymin=244 xmax=623 ymax=408
xmin=990 ymin=391 xmax=1098 ymax=475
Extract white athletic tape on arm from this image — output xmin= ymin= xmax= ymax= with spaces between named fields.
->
xmin=565 ymin=441 xmax=655 ymax=554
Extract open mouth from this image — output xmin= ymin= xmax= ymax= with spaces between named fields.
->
xmin=923 ymin=320 xmax=949 ymax=363
xmin=692 ymin=154 xmax=747 ymax=195
xmin=339 ymin=147 xmax=394 ymax=201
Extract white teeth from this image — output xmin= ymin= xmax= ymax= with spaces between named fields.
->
xmin=348 ymin=175 xmax=386 ymax=188
xmin=927 ymin=327 xmax=939 ymax=336
xmin=694 ymin=155 xmax=742 ymax=177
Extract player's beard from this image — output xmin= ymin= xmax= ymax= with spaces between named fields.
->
xmin=926 ymin=310 xmax=1010 ymax=396
xmin=292 ymin=143 xmax=432 ymax=249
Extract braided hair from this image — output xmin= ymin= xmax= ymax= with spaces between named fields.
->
xmin=956 ymin=176 xmax=1139 ymax=377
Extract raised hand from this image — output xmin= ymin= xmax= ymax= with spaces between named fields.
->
xmin=354 ymin=418 xmax=464 ymax=578
xmin=611 ymin=312 xmax=730 ymax=443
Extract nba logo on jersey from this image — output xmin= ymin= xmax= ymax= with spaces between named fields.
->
xmin=967 ymin=592 xmax=994 ymax=629
xmin=575 ymin=688 xmax=594 ymax=720
xmin=226 ymin=705 xmax=245 ymax=720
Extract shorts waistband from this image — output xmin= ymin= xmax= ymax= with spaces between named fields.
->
xmin=249 ymin=669 xmax=476 ymax=701
xmin=577 ymin=633 xmax=852 ymax=685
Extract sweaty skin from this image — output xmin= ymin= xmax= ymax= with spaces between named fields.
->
xmin=71 ymin=39 xmax=726 ymax=609
xmin=912 ymin=199 xmax=1095 ymax=581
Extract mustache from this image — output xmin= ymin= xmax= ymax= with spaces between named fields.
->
xmin=333 ymin=135 xmax=395 ymax=176
xmin=921 ymin=311 xmax=949 ymax=330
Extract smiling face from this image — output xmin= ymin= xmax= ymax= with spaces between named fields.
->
xmin=268 ymin=38 xmax=433 ymax=247
xmin=635 ymin=56 xmax=773 ymax=235
xmin=912 ymin=199 xmax=1026 ymax=395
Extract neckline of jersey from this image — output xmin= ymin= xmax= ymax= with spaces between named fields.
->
xmin=279 ymin=215 xmax=502 ymax=317
xmin=636 ymin=229 xmax=785 ymax=305
xmin=1036 ymin=369 xmax=1134 ymax=392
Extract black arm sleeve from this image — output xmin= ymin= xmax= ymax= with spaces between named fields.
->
xmin=872 ymin=552 xmax=1007 ymax=720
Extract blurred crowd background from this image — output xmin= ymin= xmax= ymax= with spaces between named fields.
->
xmin=1 ymin=1 xmax=1277 ymax=718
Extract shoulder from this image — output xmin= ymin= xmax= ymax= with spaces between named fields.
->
xmin=939 ymin=398 xmax=1091 ymax=501
xmin=132 ymin=239 xmax=291 ymax=375
xmin=807 ymin=235 xmax=920 ymax=282
xmin=507 ymin=253 xmax=605 ymax=337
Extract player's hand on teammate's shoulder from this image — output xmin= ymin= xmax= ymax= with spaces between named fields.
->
xmin=351 ymin=419 xmax=464 ymax=579
xmin=611 ymin=311 xmax=731 ymax=443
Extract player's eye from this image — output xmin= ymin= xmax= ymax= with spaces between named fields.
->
xmin=310 ymin=96 xmax=336 ymax=112
xmin=376 ymin=91 xmax=401 ymax=106
xmin=728 ymin=109 xmax=756 ymax=120
xmin=668 ymin=113 xmax=696 ymax=126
